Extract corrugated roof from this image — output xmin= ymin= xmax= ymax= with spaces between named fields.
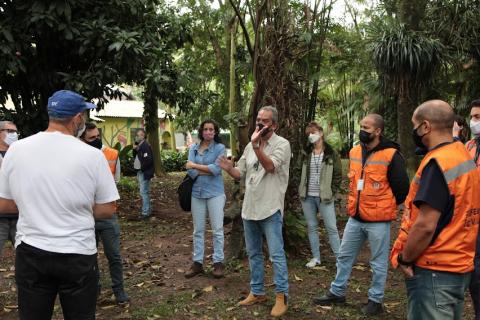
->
xmin=91 ymin=100 xmax=167 ymax=119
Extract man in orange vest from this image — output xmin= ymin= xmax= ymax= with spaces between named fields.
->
xmin=314 ymin=114 xmax=409 ymax=315
xmin=81 ymin=122 xmax=130 ymax=304
xmin=467 ymin=99 xmax=480 ymax=319
xmin=391 ymin=100 xmax=480 ymax=319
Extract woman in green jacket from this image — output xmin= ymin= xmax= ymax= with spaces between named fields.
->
xmin=299 ymin=122 xmax=342 ymax=268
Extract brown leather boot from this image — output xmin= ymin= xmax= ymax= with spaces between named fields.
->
xmin=270 ymin=293 xmax=288 ymax=317
xmin=239 ymin=293 xmax=267 ymax=306
xmin=184 ymin=262 xmax=203 ymax=278
xmin=212 ymin=262 xmax=224 ymax=279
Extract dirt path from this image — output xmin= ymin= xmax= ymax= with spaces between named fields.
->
xmin=0 ymin=173 xmax=475 ymax=319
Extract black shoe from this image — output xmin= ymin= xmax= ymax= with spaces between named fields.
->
xmin=313 ymin=291 xmax=346 ymax=305
xmin=113 ymin=289 xmax=130 ymax=304
xmin=361 ymin=299 xmax=383 ymax=315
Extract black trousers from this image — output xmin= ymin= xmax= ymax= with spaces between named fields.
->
xmin=15 ymin=242 xmax=98 ymax=320
xmin=471 ymin=233 xmax=480 ymax=320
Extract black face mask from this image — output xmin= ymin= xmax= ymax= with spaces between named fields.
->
xmin=412 ymin=124 xmax=427 ymax=151
xmin=257 ymin=123 xmax=271 ymax=137
xmin=359 ymin=130 xmax=374 ymax=144
xmin=87 ymin=138 xmax=103 ymax=150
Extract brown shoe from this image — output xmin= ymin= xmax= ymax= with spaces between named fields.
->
xmin=212 ymin=262 xmax=224 ymax=279
xmin=184 ymin=262 xmax=203 ymax=278
xmin=239 ymin=293 xmax=268 ymax=306
xmin=270 ymin=293 xmax=288 ymax=317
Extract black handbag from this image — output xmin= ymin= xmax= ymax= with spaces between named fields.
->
xmin=177 ymin=174 xmax=196 ymax=212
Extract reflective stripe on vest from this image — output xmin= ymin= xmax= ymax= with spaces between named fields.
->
xmin=390 ymin=141 xmax=480 ymax=273
xmin=347 ymin=145 xmax=398 ymax=221
xmin=102 ymin=147 xmax=119 ymax=176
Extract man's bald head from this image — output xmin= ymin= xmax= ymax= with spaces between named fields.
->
xmin=413 ymin=100 xmax=454 ymax=132
xmin=363 ymin=114 xmax=385 ymax=132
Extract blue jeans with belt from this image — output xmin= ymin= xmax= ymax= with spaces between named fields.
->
xmin=95 ymin=214 xmax=125 ymax=293
xmin=406 ymin=266 xmax=471 ymax=320
xmin=243 ymin=211 xmax=289 ymax=295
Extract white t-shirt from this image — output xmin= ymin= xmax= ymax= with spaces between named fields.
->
xmin=0 ymin=131 xmax=120 ymax=255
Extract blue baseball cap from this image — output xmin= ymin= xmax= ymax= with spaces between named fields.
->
xmin=47 ymin=90 xmax=95 ymax=118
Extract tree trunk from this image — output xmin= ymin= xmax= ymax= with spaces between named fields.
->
xmin=228 ymin=19 xmax=238 ymax=157
xmin=143 ymin=84 xmax=165 ymax=177
xmin=397 ymin=91 xmax=417 ymax=176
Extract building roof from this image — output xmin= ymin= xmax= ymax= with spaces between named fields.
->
xmin=90 ymin=100 xmax=168 ymax=119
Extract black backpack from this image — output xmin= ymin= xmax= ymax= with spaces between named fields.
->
xmin=177 ymin=174 xmax=196 ymax=212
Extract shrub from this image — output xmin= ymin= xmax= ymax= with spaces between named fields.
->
xmin=113 ymin=143 xmax=136 ymax=177
xmin=161 ymin=149 xmax=188 ymax=172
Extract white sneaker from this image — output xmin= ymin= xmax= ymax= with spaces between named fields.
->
xmin=305 ymin=258 xmax=321 ymax=268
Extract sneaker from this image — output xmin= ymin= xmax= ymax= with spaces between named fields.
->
xmin=212 ymin=262 xmax=224 ymax=279
xmin=113 ymin=289 xmax=130 ymax=304
xmin=239 ymin=293 xmax=268 ymax=306
xmin=313 ymin=291 xmax=346 ymax=305
xmin=185 ymin=262 xmax=203 ymax=278
xmin=361 ymin=299 xmax=384 ymax=315
xmin=305 ymin=258 xmax=321 ymax=268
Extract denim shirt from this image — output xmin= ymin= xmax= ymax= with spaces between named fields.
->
xmin=187 ymin=141 xmax=225 ymax=199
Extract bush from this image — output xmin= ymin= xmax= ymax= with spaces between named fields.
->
xmin=113 ymin=143 xmax=136 ymax=177
xmin=117 ymin=176 xmax=138 ymax=194
xmin=161 ymin=149 xmax=188 ymax=172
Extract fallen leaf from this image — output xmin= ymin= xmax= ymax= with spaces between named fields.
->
xmin=294 ymin=274 xmax=303 ymax=282
xmin=101 ymin=305 xmax=115 ymax=310
xmin=312 ymin=266 xmax=329 ymax=271
xmin=176 ymin=268 xmax=185 ymax=273
xmin=226 ymin=306 xmax=236 ymax=312
xmin=135 ymin=282 xmax=144 ymax=287
xmin=319 ymin=306 xmax=332 ymax=310
xmin=353 ymin=265 xmax=366 ymax=271
xmin=203 ymin=285 xmax=214 ymax=293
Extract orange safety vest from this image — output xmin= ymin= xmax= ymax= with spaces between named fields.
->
xmin=466 ymin=139 xmax=480 ymax=169
xmin=347 ymin=145 xmax=398 ymax=221
xmin=102 ymin=147 xmax=119 ymax=176
xmin=391 ymin=142 xmax=480 ymax=273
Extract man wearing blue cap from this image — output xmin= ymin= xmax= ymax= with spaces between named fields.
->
xmin=0 ymin=90 xmax=120 ymax=319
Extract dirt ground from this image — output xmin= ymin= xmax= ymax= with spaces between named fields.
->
xmin=0 ymin=173 xmax=476 ymax=319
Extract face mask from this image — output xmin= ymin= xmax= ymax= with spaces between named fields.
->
xmin=412 ymin=123 xmax=428 ymax=150
xmin=257 ymin=123 xmax=271 ymax=137
xmin=87 ymin=138 xmax=102 ymax=150
xmin=75 ymin=122 xmax=86 ymax=138
xmin=308 ymin=133 xmax=321 ymax=144
xmin=4 ymin=132 xmax=18 ymax=146
xmin=470 ymin=120 xmax=480 ymax=136
xmin=135 ymin=136 xmax=144 ymax=143
xmin=359 ymin=130 xmax=374 ymax=144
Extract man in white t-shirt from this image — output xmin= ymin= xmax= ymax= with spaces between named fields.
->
xmin=0 ymin=90 xmax=120 ymax=320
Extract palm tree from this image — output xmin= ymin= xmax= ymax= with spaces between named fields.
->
xmin=370 ymin=21 xmax=444 ymax=173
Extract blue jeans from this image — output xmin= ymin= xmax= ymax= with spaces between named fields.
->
xmin=191 ymin=195 xmax=225 ymax=264
xmin=301 ymin=196 xmax=340 ymax=261
xmin=406 ymin=267 xmax=471 ymax=320
xmin=137 ymin=171 xmax=151 ymax=216
xmin=330 ymin=217 xmax=390 ymax=303
xmin=95 ymin=215 xmax=125 ymax=293
xmin=243 ymin=211 xmax=289 ymax=295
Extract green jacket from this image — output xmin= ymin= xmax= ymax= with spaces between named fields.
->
xmin=299 ymin=142 xmax=342 ymax=203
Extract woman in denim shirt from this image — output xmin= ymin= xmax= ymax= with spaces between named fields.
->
xmin=185 ymin=119 xmax=226 ymax=279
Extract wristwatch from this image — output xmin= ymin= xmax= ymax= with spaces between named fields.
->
xmin=252 ymin=142 xmax=260 ymax=149
xmin=397 ymin=253 xmax=414 ymax=267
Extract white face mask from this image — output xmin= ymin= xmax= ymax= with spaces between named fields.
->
xmin=75 ymin=122 xmax=86 ymax=138
xmin=308 ymin=133 xmax=321 ymax=144
xmin=4 ymin=132 xmax=18 ymax=146
xmin=470 ymin=120 xmax=480 ymax=136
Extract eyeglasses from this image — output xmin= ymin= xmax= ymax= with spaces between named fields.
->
xmin=0 ymin=129 xmax=17 ymax=134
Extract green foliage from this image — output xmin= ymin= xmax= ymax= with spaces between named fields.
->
xmin=113 ymin=143 xmax=136 ymax=177
xmin=369 ymin=20 xmax=445 ymax=94
xmin=161 ymin=150 xmax=188 ymax=172
xmin=117 ymin=176 xmax=138 ymax=194
xmin=283 ymin=212 xmax=307 ymax=254
xmin=0 ymin=0 xmax=190 ymax=136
